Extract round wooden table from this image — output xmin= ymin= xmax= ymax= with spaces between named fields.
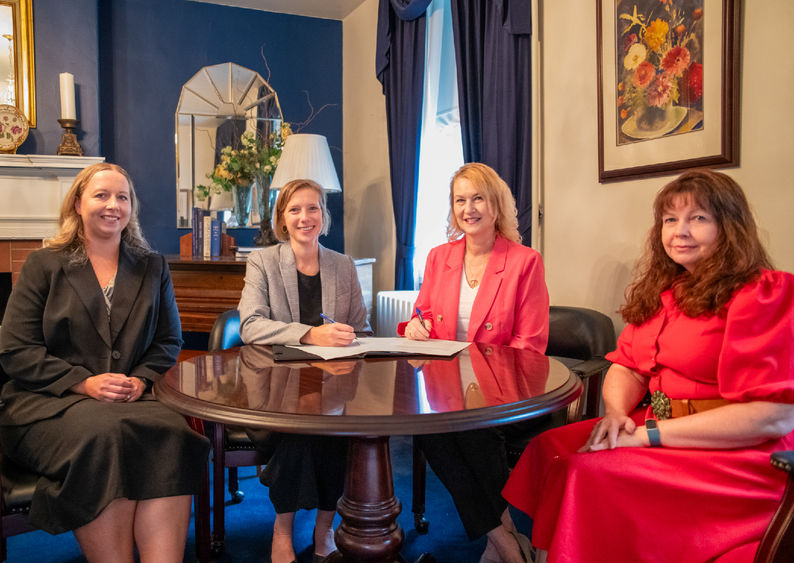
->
xmin=155 ymin=342 xmax=581 ymax=562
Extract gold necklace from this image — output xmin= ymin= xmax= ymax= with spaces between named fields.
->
xmin=464 ymin=254 xmax=489 ymax=288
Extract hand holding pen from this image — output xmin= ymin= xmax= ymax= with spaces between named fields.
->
xmin=405 ymin=307 xmax=433 ymax=341
xmin=299 ymin=313 xmax=356 ymax=347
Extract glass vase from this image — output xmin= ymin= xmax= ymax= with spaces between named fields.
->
xmin=254 ymin=176 xmax=279 ymax=246
xmin=233 ymin=183 xmax=253 ymax=227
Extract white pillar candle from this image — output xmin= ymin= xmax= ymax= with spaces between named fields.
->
xmin=59 ymin=72 xmax=76 ymax=120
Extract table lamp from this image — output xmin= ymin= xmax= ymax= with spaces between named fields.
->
xmin=256 ymin=133 xmax=341 ymax=245
xmin=270 ymin=133 xmax=341 ymax=192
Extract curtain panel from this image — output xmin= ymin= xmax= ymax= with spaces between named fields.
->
xmin=376 ymin=0 xmax=431 ymax=290
xmin=450 ymin=0 xmax=533 ymax=243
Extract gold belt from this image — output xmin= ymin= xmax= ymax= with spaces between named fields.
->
xmin=650 ymin=390 xmax=731 ymax=420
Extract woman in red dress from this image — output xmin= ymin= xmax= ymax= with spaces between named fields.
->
xmin=502 ymin=169 xmax=794 ymax=563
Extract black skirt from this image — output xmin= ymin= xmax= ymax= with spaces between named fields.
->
xmin=0 ymin=394 xmax=210 ymax=534
xmin=246 ymin=429 xmax=348 ymax=514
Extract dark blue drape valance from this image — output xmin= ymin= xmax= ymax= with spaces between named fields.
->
xmin=376 ymin=0 xmax=431 ymax=290
xmin=450 ymin=0 xmax=534 ymax=242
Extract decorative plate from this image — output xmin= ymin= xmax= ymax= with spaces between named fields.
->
xmin=0 ymin=104 xmax=29 ymax=154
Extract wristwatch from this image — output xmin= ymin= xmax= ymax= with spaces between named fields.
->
xmin=645 ymin=418 xmax=662 ymax=447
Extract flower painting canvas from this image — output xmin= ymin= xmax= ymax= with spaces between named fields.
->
xmin=615 ymin=0 xmax=704 ymax=145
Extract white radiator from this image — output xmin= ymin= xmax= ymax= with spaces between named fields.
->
xmin=376 ymin=290 xmax=419 ymax=337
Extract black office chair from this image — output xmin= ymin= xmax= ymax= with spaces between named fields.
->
xmin=411 ymin=305 xmax=617 ymax=533
xmin=202 ymin=309 xmax=270 ymax=555
xmin=0 ymin=454 xmax=36 ymax=561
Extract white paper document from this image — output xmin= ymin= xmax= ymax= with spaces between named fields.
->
xmin=283 ymin=337 xmax=470 ymax=360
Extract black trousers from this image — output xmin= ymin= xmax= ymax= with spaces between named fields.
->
xmin=414 ymin=427 xmax=509 ymax=540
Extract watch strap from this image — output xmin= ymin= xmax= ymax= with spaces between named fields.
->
xmin=645 ymin=418 xmax=662 ymax=447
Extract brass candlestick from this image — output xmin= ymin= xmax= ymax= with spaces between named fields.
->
xmin=56 ymin=118 xmax=83 ymax=156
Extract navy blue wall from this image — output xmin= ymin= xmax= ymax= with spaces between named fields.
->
xmin=27 ymin=0 xmax=343 ymax=254
xmin=22 ymin=0 xmax=100 ymax=155
xmin=99 ymin=0 xmax=343 ymax=253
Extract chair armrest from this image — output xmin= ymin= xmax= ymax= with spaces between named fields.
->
xmin=771 ymin=451 xmax=794 ymax=474
xmin=568 ymin=358 xmax=611 ymax=380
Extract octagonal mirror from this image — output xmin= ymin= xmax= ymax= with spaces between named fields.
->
xmin=175 ymin=62 xmax=283 ymax=227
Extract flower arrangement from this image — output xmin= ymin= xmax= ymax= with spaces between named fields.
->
xmin=617 ymin=1 xmax=704 ymax=137
xmin=195 ymin=121 xmax=292 ymax=208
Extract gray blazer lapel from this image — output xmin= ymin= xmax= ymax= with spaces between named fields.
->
xmin=319 ymin=245 xmax=337 ymax=320
xmin=63 ymin=256 xmax=112 ymax=348
xmin=278 ymin=244 xmax=301 ymax=322
xmin=110 ymin=245 xmax=147 ymax=344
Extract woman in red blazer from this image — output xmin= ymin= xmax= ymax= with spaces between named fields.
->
xmin=401 ymin=163 xmax=549 ymax=563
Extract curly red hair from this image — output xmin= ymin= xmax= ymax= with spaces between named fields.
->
xmin=620 ymin=169 xmax=773 ymax=325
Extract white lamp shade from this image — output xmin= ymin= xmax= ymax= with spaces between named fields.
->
xmin=270 ymin=133 xmax=341 ymax=192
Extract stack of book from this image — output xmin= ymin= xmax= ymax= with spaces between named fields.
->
xmin=191 ymin=207 xmax=226 ymax=258
xmin=234 ymin=246 xmax=260 ymax=259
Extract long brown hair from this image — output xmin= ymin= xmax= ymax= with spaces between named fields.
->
xmin=46 ymin=162 xmax=151 ymax=260
xmin=446 ymin=163 xmax=521 ymax=243
xmin=620 ymin=169 xmax=772 ymax=325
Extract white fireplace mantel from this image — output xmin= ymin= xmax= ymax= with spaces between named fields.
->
xmin=0 ymin=154 xmax=105 ymax=239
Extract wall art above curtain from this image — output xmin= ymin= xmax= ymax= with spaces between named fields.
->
xmin=597 ymin=0 xmax=740 ymax=182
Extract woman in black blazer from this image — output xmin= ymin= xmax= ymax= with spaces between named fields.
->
xmin=0 ymin=163 xmax=209 ymax=561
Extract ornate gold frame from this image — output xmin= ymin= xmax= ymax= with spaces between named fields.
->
xmin=0 ymin=0 xmax=35 ymax=127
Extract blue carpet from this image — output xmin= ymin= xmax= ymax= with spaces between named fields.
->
xmin=7 ymin=435 xmax=530 ymax=562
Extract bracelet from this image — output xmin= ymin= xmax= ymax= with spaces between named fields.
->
xmin=645 ymin=418 xmax=662 ymax=447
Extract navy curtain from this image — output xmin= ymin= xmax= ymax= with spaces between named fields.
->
xmin=376 ymin=0 xmax=431 ymax=290
xmin=450 ymin=0 xmax=533 ymax=242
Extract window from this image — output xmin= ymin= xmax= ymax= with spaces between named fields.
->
xmin=412 ymin=0 xmax=464 ymax=288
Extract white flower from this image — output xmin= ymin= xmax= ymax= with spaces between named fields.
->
xmin=624 ymin=43 xmax=647 ymax=70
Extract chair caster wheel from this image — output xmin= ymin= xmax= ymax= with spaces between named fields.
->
xmin=230 ymin=490 xmax=244 ymax=504
xmin=414 ymin=513 xmax=429 ymax=534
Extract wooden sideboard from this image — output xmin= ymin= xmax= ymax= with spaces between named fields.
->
xmin=168 ymin=255 xmax=375 ymax=333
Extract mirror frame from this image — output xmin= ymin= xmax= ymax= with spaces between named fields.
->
xmin=175 ymin=62 xmax=283 ymax=228
xmin=0 ymin=0 xmax=35 ymax=126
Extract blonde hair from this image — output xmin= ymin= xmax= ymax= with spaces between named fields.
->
xmin=46 ymin=162 xmax=151 ymax=260
xmin=273 ymin=179 xmax=331 ymax=242
xmin=446 ymin=163 xmax=521 ymax=243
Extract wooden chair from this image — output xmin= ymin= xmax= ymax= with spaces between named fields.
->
xmin=203 ymin=308 xmax=270 ymax=555
xmin=757 ymin=450 xmax=794 ymax=562
xmin=410 ymin=305 xmax=617 ymax=533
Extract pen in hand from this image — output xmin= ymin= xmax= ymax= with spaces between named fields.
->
xmin=320 ymin=313 xmax=358 ymax=345
xmin=415 ymin=308 xmax=428 ymax=330
xmin=320 ymin=313 xmax=336 ymax=324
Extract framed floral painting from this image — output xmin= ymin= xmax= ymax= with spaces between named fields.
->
xmin=597 ymin=0 xmax=741 ymax=182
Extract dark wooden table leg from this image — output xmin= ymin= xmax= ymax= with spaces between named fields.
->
xmin=327 ymin=435 xmax=404 ymax=562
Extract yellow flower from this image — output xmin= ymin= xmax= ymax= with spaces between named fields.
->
xmin=644 ymin=19 xmax=669 ymax=51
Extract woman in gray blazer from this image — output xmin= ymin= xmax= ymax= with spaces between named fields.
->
xmin=238 ymin=178 xmax=371 ymax=563
xmin=0 ymin=163 xmax=209 ymax=561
